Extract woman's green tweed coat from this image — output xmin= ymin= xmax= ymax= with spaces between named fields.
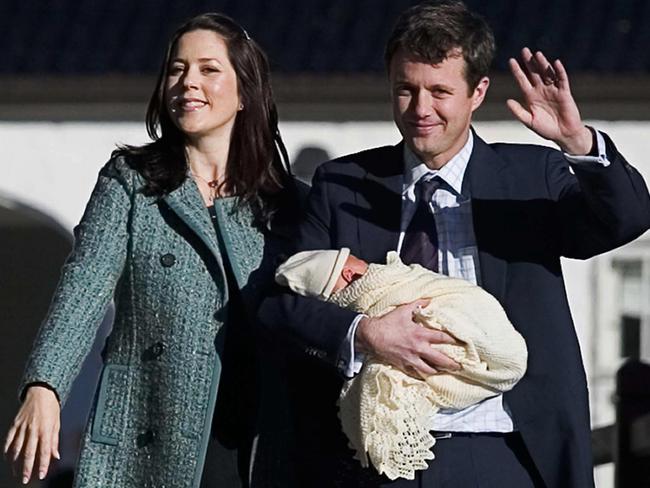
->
xmin=20 ymin=156 xmax=291 ymax=488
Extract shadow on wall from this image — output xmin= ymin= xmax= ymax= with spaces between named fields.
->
xmin=0 ymin=197 xmax=112 ymax=488
xmin=291 ymin=146 xmax=331 ymax=185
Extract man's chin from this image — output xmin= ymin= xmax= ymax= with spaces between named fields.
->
xmin=406 ymin=139 xmax=438 ymax=161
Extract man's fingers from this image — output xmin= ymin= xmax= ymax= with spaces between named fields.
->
xmin=553 ymin=59 xmax=570 ymax=91
xmin=408 ymin=299 xmax=431 ymax=318
xmin=521 ymin=47 xmax=543 ymax=86
xmin=506 ymin=99 xmax=532 ymax=127
xmin=402 ymin=299 xmax=430 ymax=314
xmin=421 ymin=348 xmax=461 ymax=371
xmin=408 ymin=360 xmax=437 ymax=379
xmin=509 ymin=57 xmax=532 ymax=93
xmin=422 ymin=328 xmax=457 ymax=345
xmin=391 ymin=299 xmax=432 ymax=326
xmin=521 ymin=46 xmax=534 ymax=62
xmin=533 ymin=50 xmax=550 ymax=66
xmin=533 ymin=51 xmax=555 ymax=84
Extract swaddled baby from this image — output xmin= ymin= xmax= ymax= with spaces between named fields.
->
xmin=276 ymin=248 xmax=528 ymax=481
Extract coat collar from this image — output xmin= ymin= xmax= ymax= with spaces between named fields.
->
xmin=463 ymin=130 xmax=510 ymax=303
xmin=210 ymin=198 xmax=267 ymax=290
xmin=462 ymin=129 xmax=509 ymax=198
xmin=357 ymin=143 xmax=404 ymax=262
xmin=162 ymin=176 xmax=223 ymax=266
xmin=162 ymin=176 xmax=268 ymax=291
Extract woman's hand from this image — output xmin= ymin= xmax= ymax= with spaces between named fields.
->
xmin=3 ymin=385 xmax=61 ymax=484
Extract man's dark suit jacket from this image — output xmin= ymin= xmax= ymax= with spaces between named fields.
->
xmin=259 ymin=132 xmax=650 ymax=487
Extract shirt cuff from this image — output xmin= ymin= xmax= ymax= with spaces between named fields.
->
xmin=337 ymin=314 xmax=366 ymax=378
xmin=563 ymin=129 xmax=610 ymax=167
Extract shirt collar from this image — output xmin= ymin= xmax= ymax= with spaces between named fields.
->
xmin=402 ymin=130 xmax=474 ymax=196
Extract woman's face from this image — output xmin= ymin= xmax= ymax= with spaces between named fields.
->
xmin=165 ymin=29 xmax=241 ymax=142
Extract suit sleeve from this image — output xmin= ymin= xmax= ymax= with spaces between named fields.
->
xmin=19 ymin=158 xmax=132 ymax=404
xmin=547 ymin=132 xmax=650 ymax=259
xmin=258 ymin=165 xmax=358 ymax=368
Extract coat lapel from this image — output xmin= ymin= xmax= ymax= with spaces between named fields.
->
xmin=162 ymin=178 xmax=272 ymax=301
xmin=162 ymin=177 xmax=223 ymax=266
xmin=211 ymin=199 xmax=266 ymax=290
xmin=357 ymin=144 xmax=403 ymax=263
xmin=463 ymin=132 xmax=510 ymax=304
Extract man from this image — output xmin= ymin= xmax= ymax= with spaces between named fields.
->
xmin=259 ymin=1 xmax=650 ymax=487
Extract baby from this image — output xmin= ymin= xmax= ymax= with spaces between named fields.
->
xmin=276 ymin=248 xmax=528 ymax=481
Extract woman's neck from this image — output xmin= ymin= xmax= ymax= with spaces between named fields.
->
xmin=184 ymin=134 xmax=234 ymax=204
xmin=184 ymin=134 xmax=231 ymax=180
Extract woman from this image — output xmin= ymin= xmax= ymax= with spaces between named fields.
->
xmin=4 ymin=13 xmax=301 ymax=488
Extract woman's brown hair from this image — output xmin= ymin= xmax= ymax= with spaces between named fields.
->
xmin=118 ymin=13 xmax=295 ymax=226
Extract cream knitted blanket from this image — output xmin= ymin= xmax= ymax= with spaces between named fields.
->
xmin=329 ymin=252 xmax=528 ymax=480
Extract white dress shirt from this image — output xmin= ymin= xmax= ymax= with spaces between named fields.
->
xmin=399 ymin=132 xmax=514 ymax=432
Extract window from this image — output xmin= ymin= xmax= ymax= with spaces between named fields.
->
xmin=613 ymin=258 xmax=647 ymax=361
xmin=615 ymin=260 xmax=643 ymax=359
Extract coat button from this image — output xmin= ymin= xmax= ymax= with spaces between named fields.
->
xmin=142 ymin=341 xmax=166 ymax=361
xmin=160 ymin=253 xmax=176 ymax=267
xmin=151 ymin=341 xmax=166 ymax=358
xmin=136 ymin=429 xmax=156 ymax=448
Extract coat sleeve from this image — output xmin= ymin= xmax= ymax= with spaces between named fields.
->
xmin=258 ymin=165 xmax=358 ymax=369
xmin=547 ymin=132 xmax=650 ymax=259
xmin=19 ymin=157 xmax=133 ymax=405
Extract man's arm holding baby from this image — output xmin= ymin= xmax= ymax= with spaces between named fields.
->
xmin=259 ymin=166 xmax=362 ymax=366
xmin=259 ymin=164 xmax=458 ymax=376
xmin=258 ymin=286 xmax=357 ymax=365
xmin=260 ymin=286 xmax=458 ymax=376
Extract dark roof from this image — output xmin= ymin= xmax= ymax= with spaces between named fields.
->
xmin=2 ymin=0 xmax=650 ymax=75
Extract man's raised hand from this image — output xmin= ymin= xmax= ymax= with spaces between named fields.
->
xmin=507 ymin=47 xmax=593 ymax=155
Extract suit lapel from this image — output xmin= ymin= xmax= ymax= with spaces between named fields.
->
xmin=162 ymin=177 xmax=223 ymax=266
xmin=357 ymin=144 xmax=403 ymax=263
xmin=463 ymin=133 xmax=510 ymax=304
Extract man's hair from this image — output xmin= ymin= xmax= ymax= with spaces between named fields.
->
xmin=385 ymin=1 xmax=496 ymax=91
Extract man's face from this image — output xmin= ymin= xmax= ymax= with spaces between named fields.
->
xmin=389 ymin=48 xmax=489 ymax=169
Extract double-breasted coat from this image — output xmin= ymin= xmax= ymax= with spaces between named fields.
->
xmin=20 ymin=156 xmax=295 ymax=487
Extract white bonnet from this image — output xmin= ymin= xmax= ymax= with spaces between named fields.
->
xmin=275 ymin=248 xmax=351 ymax=300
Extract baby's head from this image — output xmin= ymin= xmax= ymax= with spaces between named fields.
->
xmin=275 ymin=248 xmax=369 ymax=300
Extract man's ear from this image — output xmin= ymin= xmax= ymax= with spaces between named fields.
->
xmin=471 ymin=76 xmax=490 ymax=112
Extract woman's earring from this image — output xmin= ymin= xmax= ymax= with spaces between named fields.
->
xmin=238 ymin=103 xmax=244 ymax=111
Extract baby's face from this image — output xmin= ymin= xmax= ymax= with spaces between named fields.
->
xmin=333 ymin=254 xmax=369 ymax=293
